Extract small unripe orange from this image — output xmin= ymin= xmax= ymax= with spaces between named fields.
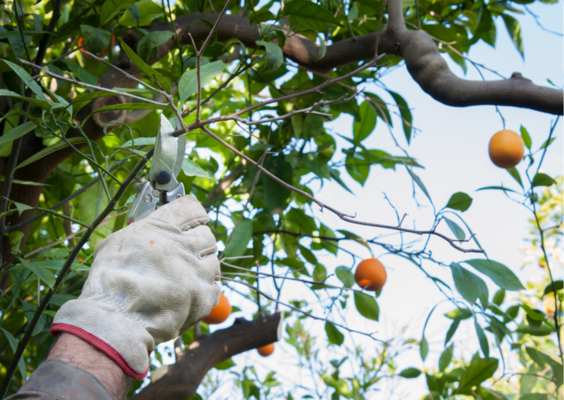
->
xmin=488 ymin=130 xmax=524 ymax=169
xmin=355 ymin=257 xmax=387 ymax=291
xmin=202 ymin=293 xmax=231 ymax=324
xmin=257 ymin=343 xmax=275 ymax=357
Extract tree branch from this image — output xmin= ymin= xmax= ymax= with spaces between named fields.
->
xmin=131 ymin=313 xmax=283 ymax=400
xmin=142 ymin=9 xmax=562 ymax=115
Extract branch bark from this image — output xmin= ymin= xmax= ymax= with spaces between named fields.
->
xmin=143 ymin=8 xmax=562 ymax=115
xmin=131 ymin=313 xmax=283 ymax=400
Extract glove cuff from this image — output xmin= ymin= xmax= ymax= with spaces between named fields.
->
xmin=51 ymin=298 xmax=154 ymax=380
xmin=50 ymin=323 xmax=149 ymax=380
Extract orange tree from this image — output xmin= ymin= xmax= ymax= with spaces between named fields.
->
xmin=0 ymin=0 xmax=561 ymax=398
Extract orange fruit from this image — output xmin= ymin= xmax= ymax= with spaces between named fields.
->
xmin=488 ymin=130 xmax=524 ymax=169
xmin=78 ymin=34 xmax=116 ymax=59
xmin=257 ymin=343 xmax=275 ymax=357
xmin=354 ymin=257 xmax=387 ymax=291
xmin=202 ymin=292 xmax=231 ymax=324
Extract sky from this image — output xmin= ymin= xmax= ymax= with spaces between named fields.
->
xmin=155 ymin=1 xmax=563 ymax=398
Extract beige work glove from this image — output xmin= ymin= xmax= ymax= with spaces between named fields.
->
xmin=51 ymin=195 xmax=221 ymax=379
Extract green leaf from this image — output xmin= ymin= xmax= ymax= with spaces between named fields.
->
xmin=100 ymin=0 xmax=136 ymax=25
xmin=335 ymin=266 xmax=354 ymax=288
xmin=224 ymin=219 xmax=253 ymax=258
xmin=0 ymin=89 xmax=55 ymax=110
xmin=420 ymin=336 xmax=428 ymax=360
xmin=450 ymin=263 xmax=488 ymax=307
xmin=445 ymin=308 xmax=473 ymax=320
xmin=119 ymin=137 xmax=155 ymax=148
xmin=475 ymin=321 xmax=489 ymax=360
xmin=353 ymin=292 xmax=379 ymax=321
xmin=507 ymin=167 xmax=523 ymax=188
xmin=313 ymin=264 xmax=327 ymax=282
xmin=182 ymin=158 xmax=211 ymax=179
xmin=282 ymin=1 xmax=340 ymax=31
xmin=0 ymin=328 xmax=27 ymax=380
xmin=19 ymin=258 xmax=56 ymax=288
xmin=80 ymin=25 xmax=111 ymax=55
xmin=127 ymin=3 xmax=141 ymax=26
xmin=62 ymin=60 xmax=98 ymax=86
xmin=325 ymin=322 xmax=344 ymax=345
xmin=445 ymin=192 xmax=473 ymax=212
xmin=531 ymin=172 xmax=556 ymax=188
xmin=16 ymin=137 xmax=86 ymax=170
xmin=365 ymin=92 xmax=393 ymax=126
xmin=119 ymin=0 xmax=163 ymax=26
xmin=138 ymin=31 xmax=174 ymax=61
xmin=493 ymin=289 xmax=505 ymax=306
xmin=520 ymin=125 xmax=532 ymax=149
xmin=353 ymin=101 xmax=376 ymax=143
xmin=12 ymin=200 xmax=33 ymax=216
xmin=540 ymin=137 xmax=556 ymax=149
xmin=456 ymin=354 xmax=498 ymax=394
xmin=178 ymin=60 xmax=225 ymax=102
xmin=255 ymin=41 xmax=284 ymax=72
xmin=464 ymin=259 xmax=524 ymax=291
xmin=0 ymin=121 xmax=36 ymax=147
xmin=444 ymin=218 xmax=465 ymax=241
xmin=406 ymin=168 xmax=432 ymax=203
xmin=444 ymin=318 xmax=460 ymax=345
xmin=262 ymin=155 xmax=292 ymax=213
xmin=388 ymin=91 xmax=412 ymax=144
xmin=214 ymin=358 xmax=236 ymax=370
xmin=399 ymin=367 xmax=421 ymax=378
xmin=3 ymin=60 xmax=47 ymax=101
xmin=520 ymin=395 xmax=548 ymax=400
xmin=439 ymin=344 xmax=453 ymax=371
xmin=543 ymin=280 xmax=563 ymax=296
xmin=119 ymin=38 xmax=170 ymax=92
xmin=501 ymin=14 xmax=524 ymax=58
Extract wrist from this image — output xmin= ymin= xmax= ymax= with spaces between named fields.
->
xmin=48 ymin=333 xmax=131 ymax=399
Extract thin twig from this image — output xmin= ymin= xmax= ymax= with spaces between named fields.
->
xmin=222 ymin=277 xmax=386 ymax=343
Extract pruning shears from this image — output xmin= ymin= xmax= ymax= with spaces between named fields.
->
xmin=127 ymin=114 xmax=187 ymax=223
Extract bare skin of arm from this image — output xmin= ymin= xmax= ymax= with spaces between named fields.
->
xmin=48 ymin=333 xmax=131 ymax=399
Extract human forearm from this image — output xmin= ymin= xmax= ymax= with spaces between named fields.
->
xmin=47 ymin=333 xmax=131 ymax=399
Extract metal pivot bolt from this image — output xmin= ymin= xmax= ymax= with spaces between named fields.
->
xmin=156 ymin=170 xmax=172 ymax=185
xmin=144 ymin=194 xmax=152 ymax=203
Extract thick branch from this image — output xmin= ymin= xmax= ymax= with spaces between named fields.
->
xmin=143 ymin=10 xmax=562 ymax=114
xmin=132 ymin=313 xmax=283 ymax=400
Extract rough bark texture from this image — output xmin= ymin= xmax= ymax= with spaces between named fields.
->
xmin=131 ymin=313 xmax=284 ymax=400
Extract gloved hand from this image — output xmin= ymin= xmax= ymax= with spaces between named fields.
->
xmin=51 ymin=195 xmax=221 ymax=379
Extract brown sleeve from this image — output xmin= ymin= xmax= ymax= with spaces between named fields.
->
xmin=6 ymin=359 xmax=116 ymax=400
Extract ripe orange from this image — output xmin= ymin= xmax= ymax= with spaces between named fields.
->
xmin=202 ymin=292 xmax=231 ymax=324
xmin=78 ymin=34 xmax=116 ymax=59
xmin=488 ymin=130 xmax=524 ymax=169
xmin=257 ymin=343 xmax=275 ymax=357
xmin=354 ymin=257 xmax=387 ymax=291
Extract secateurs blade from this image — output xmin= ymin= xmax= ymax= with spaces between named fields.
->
xmin=127 ymin=114 xmax=187 ymax=223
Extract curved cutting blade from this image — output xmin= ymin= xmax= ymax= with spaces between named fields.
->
xmin=149 ymin=114 xmax=186 ymax=192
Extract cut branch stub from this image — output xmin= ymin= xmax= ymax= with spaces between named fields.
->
xmin=131 ymin=313 xmax=284 ymax=400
